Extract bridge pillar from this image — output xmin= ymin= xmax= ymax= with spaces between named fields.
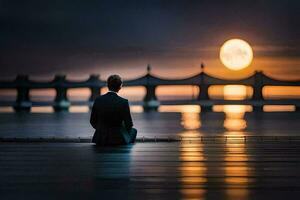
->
xmin=88 ymin=75 xmax=101 ymax=107
xmin=143 ymin=85 xmax=159 ymax=111
xmin=252 ymin=71 xmax=264 ymax=112
xmin=143 ymin=65 xmax=159 ymax=111
xmin=89 ymin=87 xmax=101 ymax=102
xmin=53 ymin=75 xmax=70 ymax=112
xmin=198 ymin=84 xmax=209 ymax=100
xmin=296 ymin=105 xmax=300 ymax=112
xmin=14 ymin=75 xmax=32 ymax=112
xmin=198 ymin=84 xmax=212 ymax=112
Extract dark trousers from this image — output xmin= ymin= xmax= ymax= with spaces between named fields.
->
xmin=128 ymin=128 xmax=137 ymax=143
xmin=93 ymin=126 xmax=137 ymax=146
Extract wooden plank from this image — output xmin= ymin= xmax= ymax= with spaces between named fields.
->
xmin=1 ymin=142 xmax=300 ymax=200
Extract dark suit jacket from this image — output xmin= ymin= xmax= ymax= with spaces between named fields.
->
xmin=90 ymin=92 xmax=133 ymax=145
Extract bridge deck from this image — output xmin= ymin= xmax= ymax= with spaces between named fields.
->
xmin=1 ymin=140 xmax=300 ymax=200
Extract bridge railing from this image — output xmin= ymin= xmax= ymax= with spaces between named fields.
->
xmin=0 ymin=66 xmax=299 ymax=112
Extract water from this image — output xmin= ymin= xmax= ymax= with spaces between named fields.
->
xmin=0 ymin=105 xmax=300 ymax=138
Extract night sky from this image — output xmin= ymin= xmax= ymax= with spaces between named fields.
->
xmin=1 ymin=0 xmax=299 ymax=79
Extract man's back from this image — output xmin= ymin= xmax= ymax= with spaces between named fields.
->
xmin=90 ymin=92 xmax=136 ymax=145
xmin=90 ymin=92 xmax=132 ymax=129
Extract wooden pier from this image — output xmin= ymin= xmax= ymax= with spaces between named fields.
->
xmin=1 ymin=139 xmax=300 ymax=199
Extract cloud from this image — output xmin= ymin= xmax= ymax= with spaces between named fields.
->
xmin=253 ymin=45 xmax=300 ymax=57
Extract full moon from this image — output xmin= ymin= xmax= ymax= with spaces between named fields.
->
xmin=220 ymin=39 xmax=253 ymax=70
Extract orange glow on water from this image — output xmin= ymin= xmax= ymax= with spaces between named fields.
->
xmin=161 ymin=105 xmax=202 ymax=138
xmin=181 ymin=112 xmax=201 ymax=130
xmin=31 ymin=106 xmax=54 ymax=113
xmin=223 ymin=105 xmax=247 ymax=114
xmin=159 ymin=105 xmax=200 ymax=113
xmin=69 ymin=106 xmax=89 ymax=113
xmin=224 ymin=139 xmax=250 ymax=199
xmin=179 ymin=142 xmax=207 ymax=199
xmin=223 ymin=105 xmax=248 ymax=131
xmin=179 ymin=188 xmax=206 ymax=200
xmin=213 ymin=105 xmax=252 ymax=113
xmin=213 ymin=104 xmax=251 ymax=131
xmin=0 ymin=107 xmax=14 ymax=112
xmin=224 ymin=118 xmax=247 ymax=131
xmin=210 ymin=85 xmax=253 ymax=131
xmin=130 ymin=105 xmax=144 ymax=113
xmin=263 ymin=105 xmax=295 ymax=112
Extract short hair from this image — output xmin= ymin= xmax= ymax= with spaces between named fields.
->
xmin=107 ymin=74 xmax=122 ymax=92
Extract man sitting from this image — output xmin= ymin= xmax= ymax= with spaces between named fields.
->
xmin=90 ymin=75 xmax=137 ymax=145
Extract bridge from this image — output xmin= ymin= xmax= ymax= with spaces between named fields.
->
xmin=0 ymin=65 xmax=299 ymax=112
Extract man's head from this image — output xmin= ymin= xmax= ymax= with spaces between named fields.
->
xmin=107 ymin=74 xmax=123 ymax=92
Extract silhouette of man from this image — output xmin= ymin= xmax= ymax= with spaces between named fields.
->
xmin=90 ymin=75 xmax=137 ymax=145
